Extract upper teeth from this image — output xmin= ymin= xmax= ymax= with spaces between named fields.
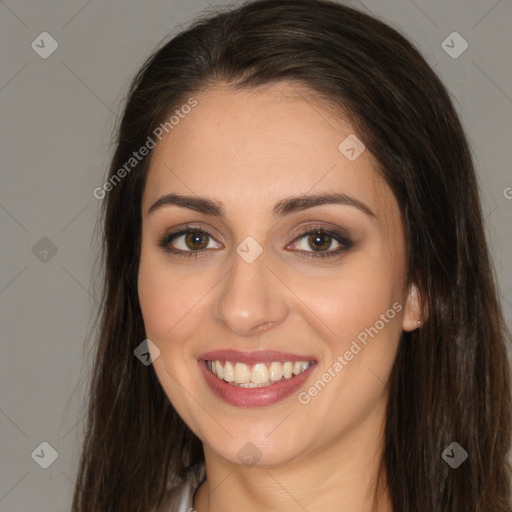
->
xmin=208 ymin=360 xmax=311 ymax=387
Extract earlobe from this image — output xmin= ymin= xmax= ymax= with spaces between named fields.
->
xmin=402 ymin=283 xmax=425 ymax=332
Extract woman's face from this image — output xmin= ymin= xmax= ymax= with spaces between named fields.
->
xmin=138 ymin=82 xmax=420 ymax=467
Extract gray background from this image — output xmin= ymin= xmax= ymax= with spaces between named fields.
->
xmin=1 ymin=0 xmax=511 ymax=510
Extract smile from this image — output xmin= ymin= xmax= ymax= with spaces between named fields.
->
xmin=206 ymin=360 xmax=312 ymax=387
xmin=198 ymin=350 xmax=318 ymax=407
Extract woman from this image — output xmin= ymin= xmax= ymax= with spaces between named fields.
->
xmin=72 ymin=0 xmax=512 ymax=510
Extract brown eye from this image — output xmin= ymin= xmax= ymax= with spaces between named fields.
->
xmin=288 ymin=227 xmax=352 ymax=259
xmin=159 ymin=227 xmax=223 ymax=256
xmin=184 ymin=231 xmax=209 ymax=250
xmin=306 ymin=232 xmax=335 ymax=252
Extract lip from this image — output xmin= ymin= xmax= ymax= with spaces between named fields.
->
xmin=198 ymin=350 xmax=318 ymax=407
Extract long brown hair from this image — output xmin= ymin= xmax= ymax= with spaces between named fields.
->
xmin=72 ymin=1 xmax=512 ymax=510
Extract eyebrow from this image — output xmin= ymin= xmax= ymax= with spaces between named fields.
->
xmin=147 ymin=192 xmax=376 ymax=219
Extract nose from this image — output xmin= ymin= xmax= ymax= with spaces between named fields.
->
xmin=212 ymin=246 xmax=290 ymax=337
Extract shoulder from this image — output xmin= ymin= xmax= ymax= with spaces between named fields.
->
xmin=154 ymin=463 xmax=206 ymax=512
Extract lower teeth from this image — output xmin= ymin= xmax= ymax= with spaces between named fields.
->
xmin=231 ymin=381 xmax=275 ymax=388
xmin=213 ymin=373 xmax=296 ymax=387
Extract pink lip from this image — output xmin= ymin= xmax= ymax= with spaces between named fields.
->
xmin=198 ymin=349 xmax=317 ymax=366
xmin=197 ymin=350 xmax=318 ymax=407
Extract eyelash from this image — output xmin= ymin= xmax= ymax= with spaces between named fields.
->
xmin=158 ymin=224 xmax=353 ymax=260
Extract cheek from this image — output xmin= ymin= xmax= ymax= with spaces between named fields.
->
xmin=294 ymin=255 xmax=403 ymax=343
xmin=137 ymin=256 xmax=206 ymax=431
xmin=137 ymin=250 xmax=205 ymax=341
xmin=137 ymin=250 xmax=222 ymax=383
xmin=295 ymin=273 xmax=402 ymax=420
xmin=290 ymin=245 xmax=404 ymax=397
xmin=137 ymin=265 xmax=176 ymax=340
xmin=136 ymin=247 xmax=190 ymax=356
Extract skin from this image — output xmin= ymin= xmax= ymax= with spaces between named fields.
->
xmin=137 ymin=81 xmax=422 ymax=512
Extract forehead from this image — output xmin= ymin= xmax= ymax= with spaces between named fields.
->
xmin=143 ymin=81 xmax=394 ymax=222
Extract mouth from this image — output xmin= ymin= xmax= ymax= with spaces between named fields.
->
xmin=205 ymin=359 xmax=313 ymax=387
xmin=198 ymin=350 xmax=318 ymax=407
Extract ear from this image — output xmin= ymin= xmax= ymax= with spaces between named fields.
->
xmin=402 ymin=283 xmax=425 ymax=332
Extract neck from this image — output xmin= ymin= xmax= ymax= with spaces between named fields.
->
xmin=193 ymin=399 xmax=392 ymax=512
